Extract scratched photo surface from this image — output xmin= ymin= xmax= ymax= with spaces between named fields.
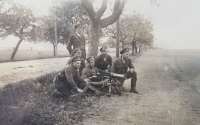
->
xmin=0 ymin=0 xmax=200 ymax=125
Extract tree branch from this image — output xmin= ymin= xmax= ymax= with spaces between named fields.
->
xmin=19 ymin=23 xmax=26 ymax=39
xmin=80 ymin=0 xmax=96 ymax=21
xmin=14 ymin=31 xmax=20 ymax=38
xmin=95 ymin=0 xmax=108 ymax=21
xmin=99 ymin=0 xmax=128 ymax=28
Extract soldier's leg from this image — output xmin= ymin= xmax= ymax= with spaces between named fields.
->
xmin=81 ymin=50 xmax=86 ymax=60
xmin=83 ymin=83 xmax=102 ymax=95
xmin=124 ymin=71 xmax=139 ymax=93
xmin=111 ymin=78 xmax=124 ymax=94
xmin=54 ymin=79 xmax=71 ymax=96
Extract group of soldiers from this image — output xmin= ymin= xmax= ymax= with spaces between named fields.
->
xmin=53 ymin=24 xmax=139 ymax=97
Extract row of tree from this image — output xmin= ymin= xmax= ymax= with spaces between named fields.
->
xmin=103 ymin=12 xmax=154 ymax=55
xmin=0 ymin=0 xmax=155 ymax=60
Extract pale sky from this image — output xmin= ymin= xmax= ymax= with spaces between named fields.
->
xmin=1 ymin=0 xmax=200 ymax=49
xmin=126 ymin=0 xmax=200 ymax=49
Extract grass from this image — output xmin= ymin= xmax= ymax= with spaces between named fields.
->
xmin=0 ymin=72 xmax=99 ymax=125
xmin=0 ymin=50 xmax=70 ymax=63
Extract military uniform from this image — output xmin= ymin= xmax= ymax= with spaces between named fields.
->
xmin=81 ymin=65 xmax=99 ymax=79
xmin=94 ymin=46 xmax=112 ymax=71
xmin=81 ymin=57 xmax=109 ymax=95
xmin=54 ymin=56 xmax=86 ymax=96
xmin=111 ymin=48 xmax=137 ymax=92
xmin=67 ymin=57 xmax=85 ymax=75
xmin=54 ymin=64 xmax=86 ymax=96
xmin=94 ymin=54 xmax=112 ymax=71
xmin=66 ymin=33 xmax=86 ymax=60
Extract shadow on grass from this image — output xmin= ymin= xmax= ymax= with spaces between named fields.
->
xmin=0 ymin=72 xmax=99 ymax=125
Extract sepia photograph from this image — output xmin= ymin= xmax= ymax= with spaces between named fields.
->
xmin=0 ymin=0 xmax=200 ymax=125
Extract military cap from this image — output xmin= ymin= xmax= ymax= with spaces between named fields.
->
xmin=120 ymin=48 xmax=130 ymax=54
xmin=72 ymin=56 xmax=81 ymax=62
xmin=100 ymin=45 xmax=109 ymax=52
xmin=86 ymin=56 xmax=95 ymax=63
xmin=71 ymin=47 xmax=82 ymax=56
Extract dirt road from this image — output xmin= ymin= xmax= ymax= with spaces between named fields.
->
xmin=0 ymin=57 xmax=69 ymax=88
xmin=83 ymin=49 xmax=200 ymax=125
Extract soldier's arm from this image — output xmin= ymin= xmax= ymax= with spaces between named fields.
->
xmin=81 ymin=68 xmax=89 ymax=79
xmin=76 ymin=75 xmax=85 ymax=83
xmin=66 ymin=35 xmax=74 ymax=54
xmin=82 ymin=60 xmax=86 ymax=69
xmin=65 ymin=68 xmax=78 ymax=89
xmin=94 ymin=56 xmax=99 ymax=67
xmin=82 ymin=34 xmax=86 ymax=44
xmin=111 ymin=59 xmax=117 ymax=73
xmin=128 ymin=59 xmax=134 ymax=69
xmin=107 ymin=55 xmax=112 ymax=71
xmin=128 ymin=59 xmax=135 ymax=72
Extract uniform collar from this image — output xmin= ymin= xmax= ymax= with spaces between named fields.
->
xmin=71 ymin=64 xmax=79 ymax=69
xmin=120 ymin=56 xmax=126 ymax=64
xmin=87 ymin=65 xmax=95 ymax=69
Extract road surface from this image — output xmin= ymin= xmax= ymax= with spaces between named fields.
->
xmin=0 ymin=53 xmax=117 ymax=88
xmin=0 ymin=57 xmax=69 ymax=88
xmin=83 ymin=49 xmax=200 ymax=125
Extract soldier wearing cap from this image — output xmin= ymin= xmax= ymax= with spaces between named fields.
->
xmin=66 ymin=24 xmax=86 ymax=60
xmin=81 ymin=56 xmax=109 ymax=95
xmin=94 ymin=46 xmax=112 ymax=72
xmin=54 ymin=56 xmax=88 ymax=96
xmin=111 ymin=48 xmax=139 ymax=93
xmin=67 ymin=48 xmax=86 ymax=75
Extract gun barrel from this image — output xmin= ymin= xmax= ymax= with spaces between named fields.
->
xmin=111 ymin=73 xmax=125 ymax=79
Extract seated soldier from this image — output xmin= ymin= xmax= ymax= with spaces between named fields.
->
xmin=94 ymin=46 xmax=112 ymax=72
xmin=111 ymin=48 xmax=139 ymax=94
xmin=54 ymin=56 xmax=87 ymax=96
xmin=67 ymin=47 xmax=86 ymax=75
xmin=82 ymin=56 xmax=110 ymax=95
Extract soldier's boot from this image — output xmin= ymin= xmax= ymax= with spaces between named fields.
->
xmin=87 ymin=83 xmax=103 ymax=96
xmin=130 ymin=78 xmax=139 ymax=94
xmin=130 ymin=87 xmax=139 ymax=94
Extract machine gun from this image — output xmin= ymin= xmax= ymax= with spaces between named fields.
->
xmin=98 ymin=70 xmax=125 ymax=96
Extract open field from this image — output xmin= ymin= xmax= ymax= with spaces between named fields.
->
xmin=0 ymin=50 xmax=70 ymax=62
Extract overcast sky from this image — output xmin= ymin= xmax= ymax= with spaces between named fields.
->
xmin=1 ymin=0 xmax=200 ymax=49
xmin=126 ymin=0 xmax=200 ymax=49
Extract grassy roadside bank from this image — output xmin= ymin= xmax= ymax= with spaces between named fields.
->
xmin=0 ymin=52 xmax=144 ymax=125
xmin=0 ymin=72 xmax=101 ymax=125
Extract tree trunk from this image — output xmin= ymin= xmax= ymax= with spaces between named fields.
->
xmin=116 ymin=18 xmax=119 ymax=58
xmin=135 ymin=44 xmax=138 ymax=53
xmin=122 ymin=41 xmax=124 ymax=49
xmin=88 ymin=23 xmax=100 ymax=56
xmin=131 ymin=41 xmax=136 ymax=56
xmin=10 ymin=39 xmax=22 ymax=60
xmin=53 ymin=44 xmax=57 ymax=57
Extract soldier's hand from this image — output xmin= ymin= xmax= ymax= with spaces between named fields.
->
xmin=84 ymin=79 xmax=89 ymax=83
xmin=128 ymin=68 xmax=135 ymax=73
xmin=104 ymin=79 xmax=110 ymax=83
xmin=77 ymin=88 xmax=84 ymax=93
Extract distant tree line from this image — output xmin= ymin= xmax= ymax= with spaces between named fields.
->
xmin=0 ymin=0 xmax=155 ymax=60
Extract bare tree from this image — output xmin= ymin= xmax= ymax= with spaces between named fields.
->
xmin=79 ymin=0 xmax=128 ymax=56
